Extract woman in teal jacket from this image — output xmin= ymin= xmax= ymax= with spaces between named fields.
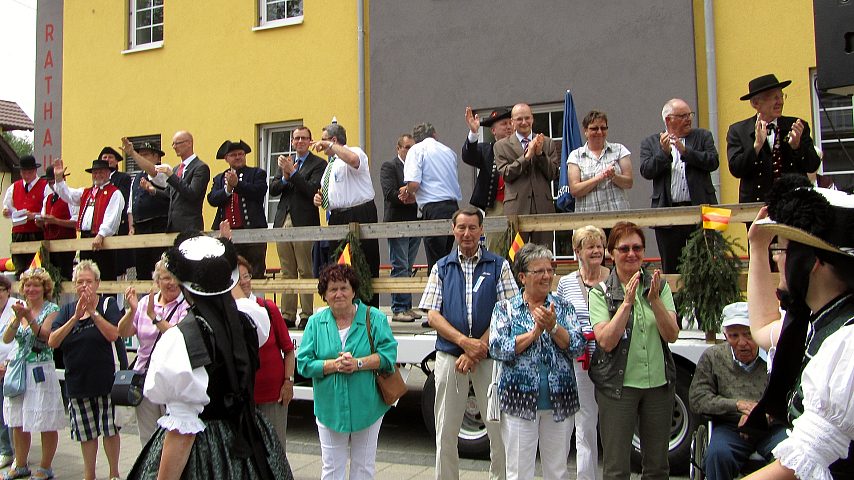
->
xmin=297 ymin=264 xmax=398 ymax=480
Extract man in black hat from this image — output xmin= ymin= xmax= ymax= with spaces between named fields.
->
xmin=100 ymin=146 xmax=134 ymax=279
xmin=462 ymin=106 xmax=513 ymax=254
xmin=121 ymin=140 xmax=170 ymax=280
xmin=207 ymin=139 xmax=268 ymax=278
xmin=640 ymin=98 xmax=719 ymax=273
xmin=726 ymin=74 xmax=821 ymax=203
xmin=36 ymin=167 xmax=77 ymax=280
xmin=2 ymin=155 xmax=49 ymax=277
xmin=52 ymin=158 xmax=125 ymax=281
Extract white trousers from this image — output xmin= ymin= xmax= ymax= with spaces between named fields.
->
xmin=502 ymin=410 xmax=572 ymax=480
xmin=434 ymin=351 xmax=505 ymax=480
xmin=566 ymin=361 xmax=601 ymax=480
xmin=316 ymin=416 xmax=383 ymax=480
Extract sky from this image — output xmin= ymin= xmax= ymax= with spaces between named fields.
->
xmin=0 ymin=0 xmax=37 ymax=139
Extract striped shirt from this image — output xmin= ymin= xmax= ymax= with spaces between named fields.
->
xmin=670 ymin=142 xmax=691 ymax=203
xmin=556 ymin=271 xmax=596 ymax=358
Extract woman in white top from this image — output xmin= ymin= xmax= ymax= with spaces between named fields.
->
xmin=0 ymin=275 xmax=22 ymax=470
xmin=556 ymin=225 xmax=608 ymax=480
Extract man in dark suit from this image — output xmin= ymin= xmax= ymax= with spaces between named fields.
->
xmin=270 ymin=126 xmax=326 ymax=327
xmin=101 ymin=146 xmax=133 ymax=279
xmin=161 ymin=131 xmax=211 ymax=233
xmin=493 ymin=103 xmax=560 ymax=246
xmin=640 ymin=98 xmax=719 ymax=273
xmin=381 ymin=134 xmax=421 ymax=322
xmin=726 ymin=74 xmax=821 ymax=203
xmin=462 ymin=107 xmax=513 ymax=254
xmin=207 ymin=139 xmax=268 ymax=278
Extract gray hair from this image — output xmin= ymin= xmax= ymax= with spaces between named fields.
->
xmin=73 ymin=259 xmax=101 ymax=282
xmin=152 ymin=257 xmax=170 ymax=282
xmin=324 ymin=123 xmax=347 ymax=145
xmin=412 ymin=123 xmax=436 ymax=143
xmin=514 ymin=243 xmax=553 ymax=276
xmin=572 ymin=225 xmax=606 ymax=251
xmin=661 ymin=98 xmax=687 ymax=125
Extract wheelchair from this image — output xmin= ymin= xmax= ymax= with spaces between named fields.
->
xmin=689 ymin=420 xmax=769 ymax=480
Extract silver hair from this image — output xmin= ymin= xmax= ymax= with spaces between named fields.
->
xmin=514 ymin=243 xmax=553 ymax=275
xmin=324 ymin=123 xmax=347 ymax=145
xmin=572 ymin=225 xmax=607 ymax=251
xmin=73 ymin=259 xmax=101 ymax=282
xmin=152 ymin=257 xmax=170 ymax=282
xmin=412 ymin=123 xmax=436 ymax=143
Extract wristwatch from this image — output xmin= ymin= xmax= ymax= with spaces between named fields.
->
xmin=285 ymin=375 xmax=295 ymax=383
xmin=356 ymin=359 xmax=364 ymax=370
xmin=550 ymin=323 xmax=559 ymax=335
xmin=151 ymin=315 xmax=162 ymax=324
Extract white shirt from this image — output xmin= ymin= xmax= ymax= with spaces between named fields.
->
xmin=403 ymin=137 xmax=462 ymax=209
xmin=52 ymin=180 xmax=125 ymax=237
xmin=772 ymin=324 xmax=854 ymax=480
xmin=41 ymin=183 xmax=80 ymax=219
xmin=3 ymin=179 xmax=49 ymax=215
xmin=669 ymin=138 xmax=690 ymax=203
xmin=323 ymin=145 xmax=375 ymax=210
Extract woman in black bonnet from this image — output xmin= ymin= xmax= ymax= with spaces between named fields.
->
xmin=127 ymin=232 xmax=293 ymax=480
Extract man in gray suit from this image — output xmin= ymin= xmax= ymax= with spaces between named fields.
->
xmin=160 ymin=131 xmax=211 ymax=232
xmin=639 ymin=98 xmax=719 ymax=273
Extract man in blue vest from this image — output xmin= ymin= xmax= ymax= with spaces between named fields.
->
xmin=419 ymin=206 xmax=518 ymax=480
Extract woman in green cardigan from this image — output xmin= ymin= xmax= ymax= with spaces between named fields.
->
xmin=297 ymin=264 xmax=398 ymax=480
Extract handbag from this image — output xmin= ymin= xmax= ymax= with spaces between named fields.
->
xmin=364 ymin=307 xmax=407 ymax=406
xmin=3 ymin=357 xmax=27 ymax=398
xmin=111 ymin=297 xmax=183 ymax=407
xmin=485 ymin=358 xmax=501 ymax=423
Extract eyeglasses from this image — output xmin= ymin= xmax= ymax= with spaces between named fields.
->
xmin=525 ymin=268 xmax=555 ymax=277
xmin=587 ymin=126 xmax=609 ymax=132
xmin=615 ymin=245 xmax=644 ymax=254
xmin=240 ymin=273 xmax=253 ymax=281
xmin=320 ymin=136 xmax=332 ymax=142
xmin=171 ymin=140 xmax=189 ymax=147
xmin=668 ymin=112 xmax=696 ymax=120
xmin=293 ymin=136 xmax=311 ymax=141
xmin=769 ymin=244 xmax=788 ymax=259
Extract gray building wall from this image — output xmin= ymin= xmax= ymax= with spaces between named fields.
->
xmin=368 ymin=0 xmax=703 ymax=262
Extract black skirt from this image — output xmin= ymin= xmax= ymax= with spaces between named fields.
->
xmin=127 ymin=412 xmax=293 ymax=480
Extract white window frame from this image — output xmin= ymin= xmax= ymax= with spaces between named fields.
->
xmin=810 ymin=69 xmax=854 ymax=184
xmin=259 ymin=121 xmax=304 ymax=227
xmin=126 ymin=0 xmax=164 ymax=53
xmin=255 ymin=0 xmax=304 ymax=31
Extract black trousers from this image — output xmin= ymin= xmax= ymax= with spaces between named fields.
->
xmin=133 ymin=217 xmax=168 ymax=280
xmin=80 ymin=232 xmax=117 ymax=281
xmin=421 ymin=200 xmax=458 ymax=274
xmin=12 ymin=232 xmax=44 ymax=278
xmin=235 ymin=242 xmax=268 ymax=279
xmin=653 ymin=224 xmax=699 ymax=274
xmin=328 ymin=200 xmax=380 ymax=307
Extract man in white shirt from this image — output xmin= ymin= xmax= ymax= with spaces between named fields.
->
xmin=312 ymin=122 xmax=380 ymax=307
xmin=401 ymin=123 xmax=462 ymax=272
xmin=52 ymin=158 xmax=125 ymax=281
xmin=2 ymin=155 xmax=49 ymax=277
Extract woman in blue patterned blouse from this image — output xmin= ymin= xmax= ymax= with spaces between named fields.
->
xmin=489 ymin=243 xmax=586 ymax=480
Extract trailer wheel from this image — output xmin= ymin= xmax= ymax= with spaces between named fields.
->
xmin=421 ymin=372 xmax=491 ymax=459
xmin=630 ymin=363 xmax=699 ymax=474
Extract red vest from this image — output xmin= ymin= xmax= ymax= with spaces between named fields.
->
xmin=43 ymin=192 xmax=76 ymax=240
xmin=11 ymin=178 xmax=47 ymax=234
xmin=77 ymin=183 xmax=119 ymax=235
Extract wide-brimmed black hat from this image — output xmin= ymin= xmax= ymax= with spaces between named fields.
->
xmin=136 ymin=141 xmax=165 ymax=157
xmin=99 ymin=146 xmax=124 ymax=162
xmin=165 ymin=233 xmax=239 ymax=296
xmin=16 ymin=155 xmax=41 ymax=170
xmin=85 ymin=159 xmax=112 ymax=173
xmin=480 ymin=108 xmax=512 ymax=128
xmin=756 ymin=175 xmax=854 ymax=258
xmin=740 ymin=74 xmax=792 ymax=101
xmin=216 ymin=140 xmax=251 ymax=159
xmin=40 ymin=168 xmax=69 ymax=181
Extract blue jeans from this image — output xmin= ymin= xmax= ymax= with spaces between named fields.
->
xmin=388 ymin=236 xmax=421 ymax=313
xmin=0 ymin=394 xmax=12 ymax=456
xmin=704 ymin=422 xmax=788 ymax=480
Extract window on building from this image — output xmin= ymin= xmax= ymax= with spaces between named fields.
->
xmin=124 ymin=134 xmax=162 ymax=174
xmin=259 ymin=0 xmax=303 ymax=28
xmin=811 ymin=70 xmax=854 ymax=192
xmin=474 ymin=103 xmax=574 ymax=258
xmin=129 ymin=0 xmax=164 ymax=50
xmin=259 ymin=122 xmax=303 ymax=225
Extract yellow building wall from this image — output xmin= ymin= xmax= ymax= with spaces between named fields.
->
xmin=61 ymin=0 xmax=364 ymax=271
xmin=694 ymin=0 xmax=816 ymax=243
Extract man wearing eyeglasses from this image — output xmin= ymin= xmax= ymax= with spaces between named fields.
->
xmin=270 ymin=127 xmax=327 ymax=328
xmin=726 ymin=74 xmax=821 ymax=203
xmin=640 ymin=98 xmax=719 ymax=273
xmin=161 ymin=131 xmax=211 ymax=232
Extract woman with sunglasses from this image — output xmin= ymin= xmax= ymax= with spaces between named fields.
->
xmin=587 ymin=222 xmax=679 ymax=480
xmin=567 ymin=111 xmax=633 ymax=235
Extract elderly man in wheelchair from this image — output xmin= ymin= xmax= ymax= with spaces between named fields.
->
xmin=688 ymin=303 xmax=788 ymax=479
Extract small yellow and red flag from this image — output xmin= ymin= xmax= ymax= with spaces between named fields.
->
xmin=508 ymin=232 xmax=525 ymax=262
xmin=702 ymin=206 xmax=732 ymax=231
xmin=337 ymin=243 xmax=352 ymax=265
xmin=29 ymin=250 xmax=42 ymax=270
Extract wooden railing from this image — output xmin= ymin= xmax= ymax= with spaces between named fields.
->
xmin=10 ymin=203 xmax=762 ymax=294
